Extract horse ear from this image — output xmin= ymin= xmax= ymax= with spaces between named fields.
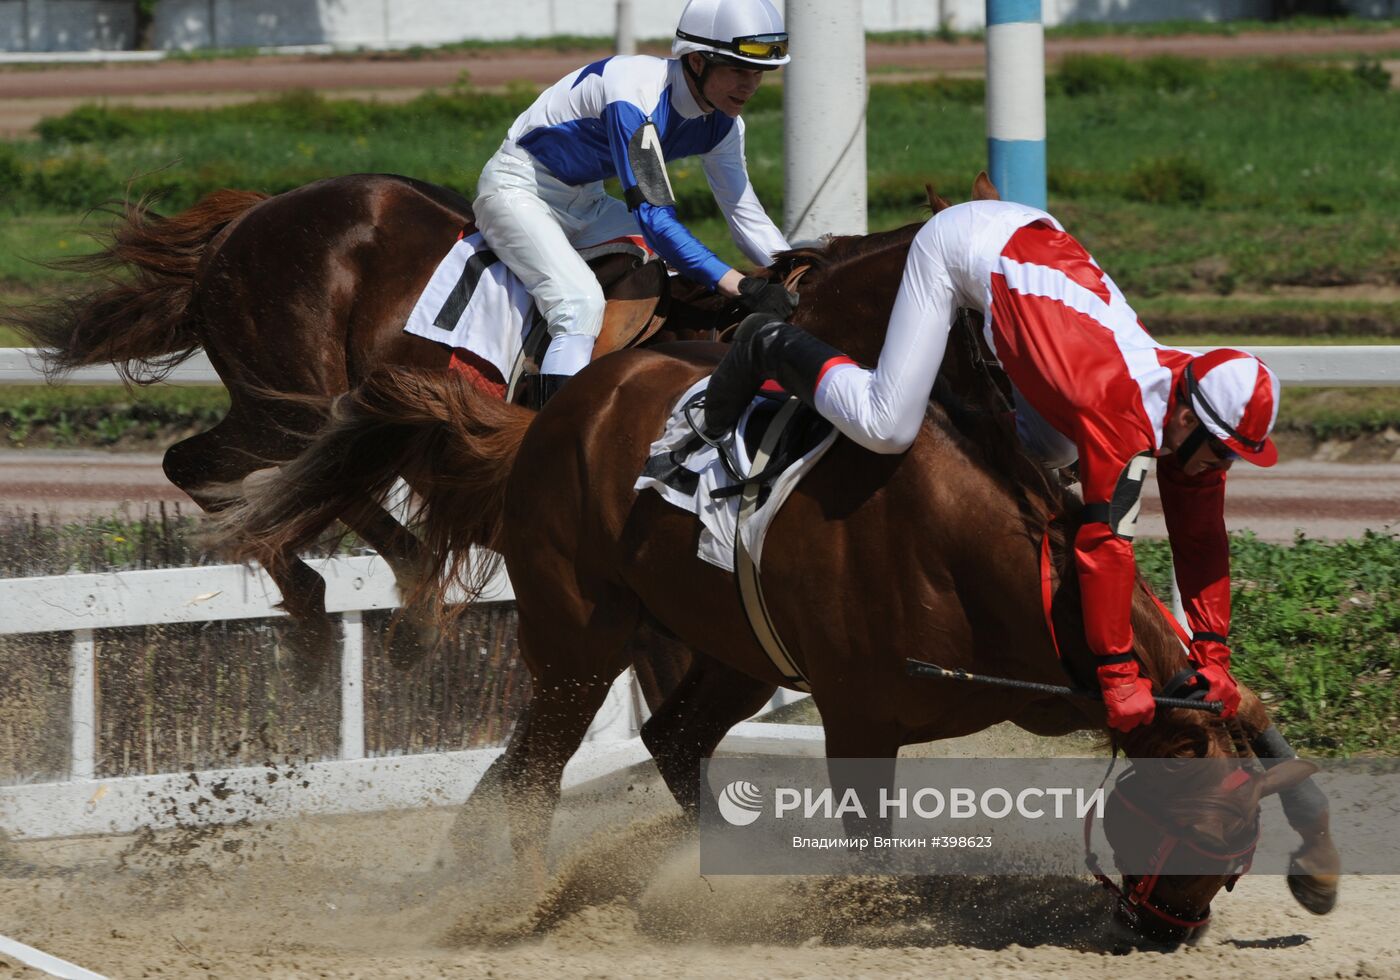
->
xmin=925 ymin=183 xmax=953 ymax=213
xmin=972 ymin=171 xmax=1001 ymax=201
xmin=1259 ymin=759 xmax=1319 ymax=798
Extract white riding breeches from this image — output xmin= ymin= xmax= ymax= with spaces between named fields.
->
xmin=473 ymin=141 xmax=642 ymax=375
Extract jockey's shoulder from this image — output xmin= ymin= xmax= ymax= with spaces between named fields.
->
xmin=584 ymin=53 xmax=672 ymax=93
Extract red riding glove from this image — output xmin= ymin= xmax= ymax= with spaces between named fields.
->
xmin=1097 ymin=662 xmax=1156 ymax=732
xmin=1194 ymin=663 xmax=1241 ymax=719
xmin=1190 ymin=637 xmax=1241 ymax=719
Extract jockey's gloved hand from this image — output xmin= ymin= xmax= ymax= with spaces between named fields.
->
xmin=1188 ymin=635 xmax=1240 ymax=718
xmin=1194 ymin=663 xmax=1241 ymax=719
xmin=736 ymin=275 xmax=799 ymax=319
xmin=1097 ymin=662 xmax=1155 ymax=732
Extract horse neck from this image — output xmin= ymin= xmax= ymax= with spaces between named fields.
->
xmin=788 ymin=228 xmax=920 ymax=364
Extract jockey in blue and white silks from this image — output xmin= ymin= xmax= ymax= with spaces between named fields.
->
xmin=472 ymin=0 xmax=796 ymax=399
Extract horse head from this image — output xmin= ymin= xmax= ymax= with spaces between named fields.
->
xmin=1100 ymin=751 xmax=1317 ymax=946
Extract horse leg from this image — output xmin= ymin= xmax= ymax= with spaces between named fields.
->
xmin=337 ymin=497 xmax=443 ymax=670
xmin=639 ymin=649 xmax=778 ymax=813
xmin=163 ymin=417 xmax=338 ymax=690
xmin=819 ymin=704 xmax=903 ymax=849
xmin=488 ymin=582 xmax=641 ymax=882
xmin=1252 ymin=724 xmax=1340 ymax=914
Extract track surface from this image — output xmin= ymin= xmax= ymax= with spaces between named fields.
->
xmin=2 ymin=29 xmax=1399 ymax=136
xmin=2 ymin=730 xmax=1396 ymax=979
xmin=1 ymin=449 xmax=1395 ymax=540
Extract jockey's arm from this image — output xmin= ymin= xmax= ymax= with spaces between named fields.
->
xmin=700 ymin=119 xmax=791 ymax=270
xmin=1073 ymin=457 xmax=1144 ymax=663
xmin=1073 ymin=445 xmax=1157 ymax=731
xmin=604 ymin=101 xmax=732 ymax=291
xmin=1156 ymin=454 xmax=1238 ymax=703
xmin=806 ymin=231 xmax=958 ymax=454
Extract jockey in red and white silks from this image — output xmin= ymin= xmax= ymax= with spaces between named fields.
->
xmin=701 ymin=199 xmax=1282 ymax=733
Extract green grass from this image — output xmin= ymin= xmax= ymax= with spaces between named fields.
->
xmin=1274 ymin=386 xmax=1400 ymax=437
xmin=1042 ymin=16 xmax=1400 ymax=40
xmin=1063 ymin=294 xmax=1400 ymax=341
xmin=0 ymin=384 xmax=228 ymax=448
xmin=1157 ymin=334 xmax=1399 ymax=345
xmin=0 ymin=213 xmax=94 ymax=290
xmin=872 ymin=15 xmax=1400 ymax=45
xmin=1 ymin=56 xmax=1398 ymax=437
xmin=1137 ymin=532 xmax=1400 ymax=755
xmin=1 ymin=58 xmax=1398 ymax=298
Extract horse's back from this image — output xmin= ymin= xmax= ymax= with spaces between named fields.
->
xmin=193 ymin=174 xmax=471 ymax=398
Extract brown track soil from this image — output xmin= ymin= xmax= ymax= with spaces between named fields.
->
xmin=2 ymin=727 xmax=1397 ymax=979
xmin=2 ymin=29 xmax=1400 ymax=137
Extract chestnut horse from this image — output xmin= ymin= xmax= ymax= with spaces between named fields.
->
xmin=217 ymin=213 xmax=1336 ymax=944
xmin=5 ymin=174 xmax=678 ymax=682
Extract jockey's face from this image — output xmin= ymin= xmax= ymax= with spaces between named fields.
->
xmin=1163 ymin=404 xmax=1238 ymax=476
xmin=687 ymin=54 xmax=765 ymax=117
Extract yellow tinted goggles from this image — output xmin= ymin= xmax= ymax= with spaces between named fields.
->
xmin=734 ymin=34 xmax=789 ymax=59
xmin=677 ymin=30 xmax=789 ymax=62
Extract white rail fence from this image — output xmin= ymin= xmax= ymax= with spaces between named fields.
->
xmin=0 ymin=554 xmax=817 ymax=841
xmin=1 ymin=342 xmax=1396 ymax=843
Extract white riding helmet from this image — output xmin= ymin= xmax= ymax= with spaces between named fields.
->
xmin=673 ymin=0 xmax=790 ymax=69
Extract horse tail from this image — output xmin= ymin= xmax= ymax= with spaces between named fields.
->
xmin=219 ymin=370 xmax=533 ymax=617
xmin=5 ymin=189 xmax=269 ymax=383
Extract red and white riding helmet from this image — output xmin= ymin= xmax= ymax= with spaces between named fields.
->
xmin=1183 ymin=348 xmax=1281 ymax=467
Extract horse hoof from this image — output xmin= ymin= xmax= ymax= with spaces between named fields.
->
xmin=1287 ymin=867 xmax=1339 ymax=915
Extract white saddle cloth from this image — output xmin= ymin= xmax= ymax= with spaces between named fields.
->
xmin=402 ymin=232 xmax=538 ymax=381
xmin=634 ymin=377 xmax=838 ymax=573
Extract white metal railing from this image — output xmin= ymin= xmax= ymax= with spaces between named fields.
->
xmin=0 ymin=555 xmax=814 ymax=840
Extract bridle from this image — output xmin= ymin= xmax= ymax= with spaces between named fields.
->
xmin=1084 ymin=759 xmax=1261 ymax=931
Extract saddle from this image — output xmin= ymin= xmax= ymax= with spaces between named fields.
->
xmin=509 ymin=239 xmax=670 ymax=407
xmin=414 ymin=225 xmax=671 ymax=405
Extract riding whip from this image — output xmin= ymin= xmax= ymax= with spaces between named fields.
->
xmin=905 ymin=659 xmax=1225 ymax=714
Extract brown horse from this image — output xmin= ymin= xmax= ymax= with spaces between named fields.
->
xmin=4 ymin=173 xmax=678 ymax=682
xmin=215 ymin=213 xmax=1334 ymax=945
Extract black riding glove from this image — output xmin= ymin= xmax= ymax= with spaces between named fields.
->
xmin=736 ymin=276 xmax=799 ymax=319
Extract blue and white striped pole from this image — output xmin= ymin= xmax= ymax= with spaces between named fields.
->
xmin=986 ymin=0 xmax=1046 ymax=209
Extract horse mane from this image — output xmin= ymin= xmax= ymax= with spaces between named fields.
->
xmin=769 ymin=221 xmax=925 ymax=279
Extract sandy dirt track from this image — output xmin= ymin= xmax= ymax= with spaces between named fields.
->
xmin=2 ymin=29 xmax=1399 ymax=136
xmin=2 ymin=450 xmax=1395 ymax=540
xmin=2 ymin=734 xmax=1398 ymax=980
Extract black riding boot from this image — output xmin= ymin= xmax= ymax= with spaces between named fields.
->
xmin=700 ymin=313 xmax=849 ymax=440
xmin=537 ymin=374 xmax=568 ymax=408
